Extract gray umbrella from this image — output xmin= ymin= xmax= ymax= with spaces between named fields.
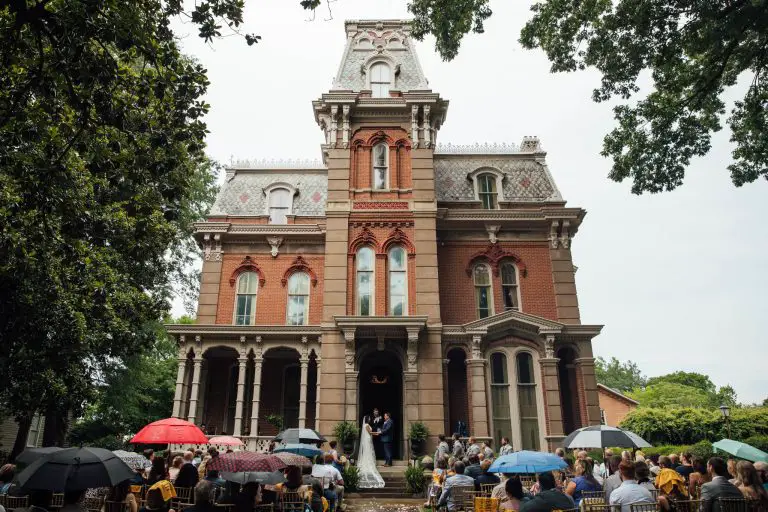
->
xmin=272 ymin=428 xmax=325 ymax=445
xmin=17 ymin=447 xmax=135 ymax=491
xmin=221 ymin=471 xmax=287 ymax=485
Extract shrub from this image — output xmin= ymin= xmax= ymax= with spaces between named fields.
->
xmin=409 ymin=422 xmax=430 ymax=442
xmin=265 ymin=414 xmax=284 ymax=432
xmin=744 ymin=435 xmax=768 ymax=452
xmin=405 ymin=462 xmax=427 ymax=494
xmin=332 ymin=421 xmax=359 ymax=445
xmin=341 ymin=465 xmax=359 ymax=492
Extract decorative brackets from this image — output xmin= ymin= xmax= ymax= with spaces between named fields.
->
xmin=465 ymin=243 xmax=528 ymax=278
xmin=229 ymin=256 xmax=266 ymax=287
xmin=281 ymin=255 xmax=319 ymax=287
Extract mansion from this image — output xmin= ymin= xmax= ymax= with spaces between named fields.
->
xmin=167 ymin=19 xmax=603 ymax=456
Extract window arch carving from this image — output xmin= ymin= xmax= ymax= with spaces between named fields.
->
xmin=281 ymin=255 xmax=318 ymax=287
xmin=381 ymin=227 xmax=415 ymax=255
xmin=229 ymin=256 xmax=266 ymax=287
xmin=349 ymin=226 xmax=381 ymax=254
xmin=465 ymin=244 xmax=527 ymax=278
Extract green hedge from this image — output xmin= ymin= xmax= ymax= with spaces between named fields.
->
xmin=619 ymin=406 xmax=768 ymax=446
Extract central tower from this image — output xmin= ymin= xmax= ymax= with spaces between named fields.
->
xmin=313 ymin=20 xmax=449 ymax=445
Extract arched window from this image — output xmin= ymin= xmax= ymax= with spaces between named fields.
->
xmin=501 ymin=263 xmax=520 ymax=311
xmin=372 ymin=142 xmax=389 ymax=190
xmin=286 ymin=272 xmax=310 ymax=325
xmin=268 ymin=188 xmax=292 ymax=224
xmin=356 ymin=247 xmax=374 ymax=316
xmin=473 ymin=264 xmax=493 ymax=319
xmin=234 ymin=272 xmax=258 ymax=325
xmin=478 ymin=174 xmax=498 ymax=209
xmin=370 ymin=62 xmax=391 ymax=98
xmin=490 ymin=352 xmax=513 ymax=447
xmin=516 ymin=352 xmax=540 ymax=450
xmin=388 ymin=246 xmax=407 ymax=316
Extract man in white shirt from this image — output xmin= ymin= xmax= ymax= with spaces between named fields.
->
xmin=609 ymin=461 xmax=655 ymax=512
xmin=466 ymin=437 xmax=481 ymax=457
xmin=312 ymin=454 xmax=345 ymax=511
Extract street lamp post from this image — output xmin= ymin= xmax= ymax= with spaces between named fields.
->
xmin=719 ymin=404 xmax=731 ymax=439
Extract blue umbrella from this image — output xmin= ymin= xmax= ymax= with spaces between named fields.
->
xmin=273 ymin=443 xmax=324 ymax=459
xmin=488 ymin=451 xmax=568 ymax=474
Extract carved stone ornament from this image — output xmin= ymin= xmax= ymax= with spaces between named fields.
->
xmin=253 ymin=335 xmax=263 ymax=359
xmin=382 ymin=227 xmax=414 ymax=253
xmin=343 ymin=329 xmax=356 ymax=371
xmin=266 ymin=236 xmax=283 ymax=258
xmin=485 ymin=225 xmax=501 ymax=244
xmin=559 ymin=221 xmax=571 ymax=249
xmin=544 ymin=336 xmax=555 ymax=359
xmin=203 ymin=233 xmax=222 ymax=262
xmin=465 ymin=243 xmax=528 ymax=277
xmin=349 ymin=226 xmax=380 ymax=253
xmin=229 ymin=256 xmax=266 ymax=287
xmin=471 ymin=335 xmax=482 ymax=360
xmin=281 ymin=255 xmax=319 ymax=287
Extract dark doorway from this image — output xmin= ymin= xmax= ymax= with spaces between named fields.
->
xmin=557 ymin=347 xmax=581 ymax=435
xmin=446 ymin=348 xmax=469 ymax=436
xmin=359 ymin=350 xmax=403 ymax=460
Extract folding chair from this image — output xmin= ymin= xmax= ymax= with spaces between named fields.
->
xmin=449 ymin=485 xmax=475 ymax=512
xmin=581 ymin=502 xmax=618 ymax=512
xmin=104 ymin=500 xmax=130 ymax=512
xmin=648 ymin=488 xmax=660 ymax=500
xmin=461 ymin=490 xmax=484 ymax=512
xmin=174 ymin=486 xmax=194 ymax=506
xmin=479 ymin=483 xmax=496 ymax=497
xmin=279 ymin=491 xmax=306 ymax=512
xmin=629 ymin=505 xmax=659 ymax=512
xmin=50 ymin=493 xmax=65 ymax=509
xmin=4 ymin=496 xmax=30 ymax=512
xmin=717 ymin=497 xmax=749 ymax=512
xmin=83 ymin=496 xmax=105 ymax=512
xmin=669 ymin=499 xmax=703 ymax=512
xmin=581 ymin=491 xmax=606 ymax=502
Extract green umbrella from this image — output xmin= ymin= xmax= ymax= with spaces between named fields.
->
xmin=712 ymin=439 xmax=768 ymax=462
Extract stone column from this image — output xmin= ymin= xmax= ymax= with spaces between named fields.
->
xmin=466 ymin=333 xmax=489 ymax=437
xmin=540 ymin=334 xmax=564 ymax=450
xmin=575 ymin=357 xmax=601 ymax=425
xmin=249 ymin=337 xmax=264 ymax=437
xmin=172 ymin=357 xmax=187 ymax=418
xmin=233 ymin=347 xmax=248 ymax=436
xmin=299 ymin=337 xmax=310 ymax=428
xmin=187 ymin=356 xmax=204 ymax=424
xmin=315 ymin=356 xmax=322 ymax=430
xmin=343 ymin=328 xmax=357 ymax=422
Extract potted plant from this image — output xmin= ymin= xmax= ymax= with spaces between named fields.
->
xmin=333 ymin=421 xmax=359 ymax=455
xmin=265 ymin=414 xmax=284 ymax=432
xmin=409 ymin=421 xmax=430 ymax=457
xmin=404 ymin=461 xmax=427 ymax=495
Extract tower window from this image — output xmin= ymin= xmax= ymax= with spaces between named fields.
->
xmin=473 ymin=264 xmax=493 ymax=319
xmin=478 ymin=174 xmax=498 ymax=209
xmin=516 ymin=352 xmax=540 ymax=450
xmin=372 ymin=143 xmax=388 ymax=190
xmin=356 ymin=246 xmax=374 ymax=315
xmin=370 ymin=63 xmax=391 ymax=98
xmin=234 ymin=272 xmax=258 ymax=325
xmin=388 ymin=246 xmax=407 ymax=316
xmin=501 ymin=263 xmax=520 ymax=311
xmin=287 ymin=272 xmax=310 ymax=326
xmin=268 ymin=188 xmax=292 ymax=224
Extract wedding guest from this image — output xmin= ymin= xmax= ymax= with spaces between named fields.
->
xmin=621 ymin=451 xmax=632 ymax=463
xmin=520 ymin=473 xmax=574 ymax=512
xmin=688 ymin=457 xmax=711 ymax=498
xmin=435 ymin=434 xmax=450 ymax=462
xmin=147 ymin=458 xmax=168 ymax=486
xmin=437 ymin=461 xmax=475 ymax=512
xmin=0 ymin=464 xmax=20 ymax=496
xmin=475 ymin=460 xmax=500 ymax=490
xmin=500 ymin=437 xmax=514 ymax=457
xmin=754 ymin=461 xmax=768 ymax=491
xmin=140 ymin=487 xmax=174 ymax=512
xmin=603 ymin=455 xmax=623 ymax=502
xmin=308 ymin=480 xmax=325 ymax=512
xmin=185 ymin=481 xmax=215 ymax=512
xmin=675 ymin=452 xmax=694 ymax=481
xmin=106 ymin=481 xmax=138 ymax=512
xmin=635 ymin=451 xmax=646 ymax=463
xmin=727 ymin=458 xmax=739 ymax=485
xmin=655 ymin=456 xmax=687 ymax=501
xmin=700 ymin=457 xmax=743 ymax=512
xmin=425 ymin=457 xmax=448 ymax=507
xmin=464 ymin=454 xmax=483 ymax=480
xmin=481 ymin=440 xmax=494 ymax=460
xmin=60 ymin=490 xmax=86 ymax=512
xmin=233 ymin=483 xmax=260 ymax=512
xmin=466 ymin=437 xmax=481 ymax=457
xmin=452 ymin=433 xmax=465 ymax=459
xmin=168 ymin=457 xmax=183 ymax=483
xmin=565 ymin=459 xmax=602 ymax=508
xmin=609 ymin=461 xmax=654 ymax=512
xmin=500 ymin=477 xmax=526 ymax=511
xmin=736 ymin=461 xmax=768 ymax=508
xmin=635 ymin=461 xmax=656 ymax=492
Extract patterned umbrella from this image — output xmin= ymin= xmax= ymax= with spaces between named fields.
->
xmin=130 ymin=418 xmax=208 ymax=444
xmin=562 ymin=425 xmax=651 ymax=449
xmin=112 ymin=450 xmax=150 ymax=470
xmin=206 ymin=451 xmax=287 ymax=473
xmin=272 ymin=452 xmax=312 ymax=468
xmin=207 ymin=436 xmax=244 ymax=447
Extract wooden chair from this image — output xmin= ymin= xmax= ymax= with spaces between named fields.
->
xmin=461 ymin=490 xmax=485 ymax=512
xmin=50 ymin=493 xmax=65 ymax=509
xmin=450 ymin=485 xmax=475 ymax=511
xmin=4 ymin=496 xmax=30 ymax=511
xmin=648 ymin=488 xmax=660 ymax=500
xmin=629 ymin=504 xmax=659 ymax=512
xmin=668 ymin=499 xmax=703 ymax=512
xmin=278 ymin=491 xmax=306 ymax=512
xmin=717 ymin=497 xmax=749 ymax=512
xmin=104 ymin=500 xmax=130 ymax=512
xmin=581 ymin=491 xmax=606 ymax=502
xmin=174 ymin=486 xmax=194 ymax=506
xmin=581 ymin=503 xmax=619 ymax=512
xmin=479 ymin=483 xmax=496 ymax=497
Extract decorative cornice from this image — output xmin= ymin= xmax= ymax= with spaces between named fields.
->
xmin=227 ymin=158 xmax=326 ymax=170
xmin=352 ymin=201 xmax=409 ymax=210
xmin=334 ymin=315 xmax=429 ymax=331
xmin=435 ymin=142 xmax=519 ymax=154
xmin=165 ymin=324 xmax=322 ymax=337
xmin=281 ymin=255 xmax=319 ymax=287
xmin=465 ymin=243 xmax=528 ymax=277
xmin=195 ymin=223 xmax=326 ymax=237
xmin=229 ymin=256 xmax=266 ymax=287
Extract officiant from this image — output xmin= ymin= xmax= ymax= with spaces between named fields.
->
xmin=366 ymin=408 xmax=384 ymax=460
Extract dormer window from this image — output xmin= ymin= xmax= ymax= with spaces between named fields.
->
xmin=264 ymin=184 xmax=297 ymax=224
xmin=370 ymin=62 xmax=391 ymax=98
xmin=372 ymin=143 xmax=389 ymax=190
xmin=478 ymin=174 xmax=498 ymax=209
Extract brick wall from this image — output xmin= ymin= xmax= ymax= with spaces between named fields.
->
xmin=598 ymin=389 xmax=637 ymax=427
xmin=216 ymin=252 xmax=325 ymax=325
xmin=350 ymin=127 xmax=412 ymax=200
xmin=437 ymin=241 xmax=558 ymax=324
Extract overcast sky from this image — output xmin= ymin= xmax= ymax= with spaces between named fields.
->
xmin=171 ymin=0 xmax=768 ymax=404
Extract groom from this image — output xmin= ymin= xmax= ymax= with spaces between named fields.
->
xmin=379 ymin=412 xmax=394 ymax=466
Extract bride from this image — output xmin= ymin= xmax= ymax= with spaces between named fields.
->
xmin=357 ymin=420 xmax=385 ymax=488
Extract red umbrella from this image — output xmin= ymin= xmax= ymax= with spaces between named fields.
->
xmin=206 ymin=452 xmax=287 ymax=473
xmin=207 ymin=436 xmax=244 ymax=447
xmin=129 ymin=418 xmax=208 ymax=445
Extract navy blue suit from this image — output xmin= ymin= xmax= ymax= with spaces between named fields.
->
xmin=380 ymin=417 xmax=394 ymax=465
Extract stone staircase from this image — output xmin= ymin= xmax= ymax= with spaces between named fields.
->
xmin=345 ymin=461 xmax=424 ymax=509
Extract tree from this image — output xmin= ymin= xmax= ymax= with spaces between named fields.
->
xmin=641 ymin=371 xmax=737 ymax=408
xmin=0 ymin=0 xmax=222 ymax=454
xmin=594 ymin=356 xmax=646 ymax=393
xmin=646 ymin=372 xmax=717 ymax=395
xmin=628 ymin=382 xmax=714 ymax=409
xmin=409 ymin=1 xmax=768 ymax=193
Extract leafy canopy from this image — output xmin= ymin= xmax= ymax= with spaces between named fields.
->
xmin=595 ymin=356 xmax=646 ymax=393
xmin=409 ymin=0 xmax=768 ymax=193
xmin=628 ymin=371 xmax=738 ymax=409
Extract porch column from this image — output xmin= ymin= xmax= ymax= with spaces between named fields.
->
xmin=233 ymin=348 xmax=248 ymax=436
xmin=249 ymin=337 xmax=264 ymax=437
xmin=343 ymin=328 xmax=358 ymax=422
xmin=172 ymin=358 xmax=187 ymax=418
xmin=299 ymin=356 xmax=309 ymax=428
xmin=575 ymin=357 xmax=601 ymax=426
xmin=315 ymin=357 xmax=322 ymax=430
xmin=540 ymin=334 xmax=564 ymax=450
xmin=187 ymin=356 xmax=204 ymax=423
xmin=466 ymin=333 xmax=489 ymax=437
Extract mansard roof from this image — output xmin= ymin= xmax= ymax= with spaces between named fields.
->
xmin=332 ymin=19 xmax=429 ymax=92
xmin=434 ymin=139 xmax=563 ymax=203
xmin=209 ymin=164 xmax=328 ymax=217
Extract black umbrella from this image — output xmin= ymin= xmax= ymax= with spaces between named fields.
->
xmin=272 ymin=428 xmax=325 ymax=445
xmin=561 ymin=425 xmax=651 ymax=449
xmin=17 ymin=447 xmax=135 ymax=491
xmin=15 ymin=447 xmax=64 ymax=466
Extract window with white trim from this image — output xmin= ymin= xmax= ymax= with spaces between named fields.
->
xmin=501 ymin=263 xmax=520 ymax=311
xmin=478 ymin=173 xmax=498 ymax=209
xmin=473 ymin=264 xmax=493 ymax=319
xmin=372 ymin=143 xmax=389 ymax=190
xmin=490 ymin=352 xmax=513 ymax=447
xmin=388 ymin=246 xmax=407 ymax=316
xmin=234 ymin=272 xmax=258 ymax=325
xmin=356 ymin=247 xmax=374 ymax=316
xmin=370 ymin=62 xmax=391 ymax=98
xmin=268 ymin=187 xmax=292 ymax=224
xmin=287 ymin=272 xmax=310 ymax=326
xmin=516 ymin=352 xmax=540 ymax=450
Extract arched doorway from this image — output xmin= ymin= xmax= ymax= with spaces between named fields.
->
xmin=358 ymin=350 xmax=403 ymax=460
xmin=557 ymin=347 xmax=581 ymax=435
xmin=201 ymin=346 xmax=239 ymax=435
xmin=259 ymin=347 xmax=301 ymax=435
xmin=445 ymin=348 xmax=469 ymax=436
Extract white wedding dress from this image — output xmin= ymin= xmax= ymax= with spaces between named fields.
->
xmin=357 ymin=421 xmax=385 ymax=488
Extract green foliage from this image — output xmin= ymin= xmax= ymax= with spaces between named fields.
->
xmin=743 ymin=435 xmax=768 ymax=453
xmin=409 ymin=1 xmax=768 ymax=192
xmin=646 ymin=372 xmax=716 ymax=394
xmin=332 ymin=421 xmax=359 ymax=445
xmin=628 ymin=382 xmax=715 ymax=409
xmin=620 ymin=406 xmax=768 ymax=446
xmin=341 ymin=465 xmax=359 ymax=492
xmin=265 ymin=415 xmax=284 ymax=432
xmin=595 ymin=357 xmax=646 ymax=393
xmin=409 ymin=421 xmax=430 ymax=442
xmin=639 ymin=441 xmax=714 ymax=462
xmin=404 ymin=462 xmax=427 ymax=494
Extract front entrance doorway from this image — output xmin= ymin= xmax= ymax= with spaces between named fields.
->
xmin=358 ymin=350 xmax=403 ymax=460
